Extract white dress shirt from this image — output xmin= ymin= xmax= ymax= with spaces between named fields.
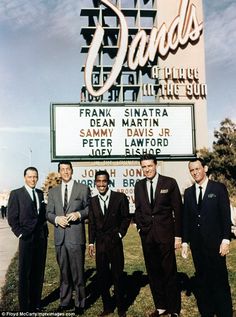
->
xmin=25 ymin=184 xmax=39 ymax=213
xmin=146 ymin=173 xmax=158 ymax=203
xmin=61 ymin=179 xmax=74 ymax=205
xmin=98 ymin=189 xmax=111 ymax=215
xmin=195 ymin=177 xmax=208 ymax=203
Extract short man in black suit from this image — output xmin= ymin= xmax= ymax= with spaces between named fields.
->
xmin=182 ymin=158 xmax=233 ymax=317
xmin=88 ymin=170 xmax=130 ymax=317
xmin=134 ymin=154 xmax=182 ymax=317
xmin=8 ymin=167 xmax=48 ymax=312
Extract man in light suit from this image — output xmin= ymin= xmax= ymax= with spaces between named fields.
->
xmin=8 ymin=167 xmax=48 ymax=312
xmin=134 ymin=154 xmax=182 ymax=317
xmin=47 ymin=161 xmax=90 ymax=315
xmin=182 ymin=158 xmax=232 ymax=317
xmin=88 ymin=170 xmax=130 ymax=317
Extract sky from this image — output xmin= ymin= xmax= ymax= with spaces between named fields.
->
xmin=0 ymin=0 xmax=236 ymax=191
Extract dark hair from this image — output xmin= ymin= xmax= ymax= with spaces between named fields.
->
xmin=58 ymin=161 xmax=73 ymax=172
xmin=139 ymin=153 xmax=157 ymax=164
xmin=24 ymin=167 xmax=38 ymax=177
xmin=95 ymin=170 xmax=110 ymax=182
xmin=188 ymin=157 xmax=207 ymax=167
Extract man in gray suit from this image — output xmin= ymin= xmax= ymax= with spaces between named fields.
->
xmin=47 ymin=161 xmax=91 ymax=314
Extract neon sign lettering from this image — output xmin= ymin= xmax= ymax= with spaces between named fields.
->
xmin=84 ymin=0 xmax=203 ymax=97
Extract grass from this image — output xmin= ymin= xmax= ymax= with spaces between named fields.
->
xmin=1 ymin=224 xmax=236 ymax=316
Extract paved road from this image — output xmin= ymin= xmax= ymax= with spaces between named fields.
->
xmin=0 ymin=218 xmax=18 ymax=298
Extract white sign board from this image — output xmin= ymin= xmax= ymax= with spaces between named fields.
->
xmin=51 ymin=103 xmax=195 ymax=161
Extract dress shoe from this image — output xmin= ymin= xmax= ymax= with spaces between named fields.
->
xmin=30 ymin=307 xmax=44 ymax=312
xmin=75 ymin=307 xmax=84 ymax=315
xmin=99 ymin=309 xmax=114 ymax=316
xmin=35 ymin=307 xmax=44 ymax=312
xmin=118 ymin=312 xmax=126 ymax=317
xmin=56 ymin=305 xmax=70 ymax=312
xmin=170 ymin=314 xmax=179 ymax=317
xmin=148 ymin=311 xmax=166 ymax=317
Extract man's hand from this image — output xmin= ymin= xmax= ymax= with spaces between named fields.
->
xmin=181 ymin=243 xmax=189 ymax=259
xmin=56 ymin=216 xmax=70 ymax=228
xmin=219 ymin=242 xmax=230 ymax=257
xmin=175 ymin=237 xmax=182 ymax=250
xmin=66 ymin=212 xmax=81 ymax=222
xmin=88 ymin=244 xmax=95 ymax=258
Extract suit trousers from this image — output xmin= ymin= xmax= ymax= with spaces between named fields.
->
xmin=191 ymin=235 xmax=232 ymax=317
xmin=96 ymin=238 xmax=125 ymax=314
xmin=141 ymin=233 xmax=180 ymax=314
xmin=18 ymin=233 xmax=47 ymax=311
xmin=56 ymin=242 xmax=86 ymax=308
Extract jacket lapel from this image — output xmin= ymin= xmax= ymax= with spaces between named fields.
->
xmin=67 ymin=181 xmax=76 ymax=210
xmin=141 ymin=179 xmax=150 ymax=204
xmin=201 ymin=180 xmax=212 ymax=207
xmin=95 ymin=195 xmax=104 ymax=217
xmin=155 ymin=175 xmax=167 ymax=206
xmin=57 ymin=184 xmax=64 ymax=210
xmin=22 ymin=186 xmax=38 ymax=214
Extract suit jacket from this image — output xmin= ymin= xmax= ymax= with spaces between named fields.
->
xmin=47 ymin=180 xmax=90 ymax=246
xmin=88 ymin=191 xmax=130 ymax=245
xmin=135 ymin=174 xmax=182 ymax=243
xmin=183 ymin=179 xmax=231 ymax=248
xmin=8 ymin=187 xmax=48 ymax=239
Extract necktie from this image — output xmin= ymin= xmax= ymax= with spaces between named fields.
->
xmin=32 ymin=189 xmax=37 ymax=210
xmin=100 ymin=196 xmax=108 ymax=215
xmin=103 ymin=199 xmax=107 ymax=215
xmin=64 ymin=185 xmax=68 ymax=213
xmin=150 ymin=180 xmax=154 ymax=208
xmin=198 ymin=186 xmax=202 ymax=209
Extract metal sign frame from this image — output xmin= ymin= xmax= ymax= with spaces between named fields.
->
xmin=50 ymin=102 xmax=196 ymax=162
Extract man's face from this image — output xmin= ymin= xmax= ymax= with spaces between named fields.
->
xmin=140 ymin=159 xmax=157 ymax=180
xmin=24 ymin=170 xmax=38 ymax=188
xmin=59 ymin=164 xmax=73 ymax=183
xmin=95 ymin=175 xmax=109 ymax=195
xmin=189 ymin=160 xmax=208 ymax=185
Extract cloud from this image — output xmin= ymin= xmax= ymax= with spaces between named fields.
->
xmin=0 ymin=1 xmax=47 ymax=28
xmin=204 ymin=1 xmax=236 ymax=68
xmin=0 ymin=126 xmax=49 ymax=134
xmin=0 ymin=0 xmax=88 ymax=41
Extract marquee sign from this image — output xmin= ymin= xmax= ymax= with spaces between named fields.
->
xmin=50 ymin=103 xmax=195 ymax=161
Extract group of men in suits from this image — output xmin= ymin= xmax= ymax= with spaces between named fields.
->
xmin=7 ymin=156 xmax=233 ymax=317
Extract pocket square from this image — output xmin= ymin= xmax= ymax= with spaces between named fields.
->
xmin=208 ymin=193 xmax=216 ymax=198
xmin=160 ymin=189 xmax=168 ymax=194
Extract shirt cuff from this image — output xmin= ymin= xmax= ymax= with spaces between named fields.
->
xmin=222 ymin=239 xmax=230 ymax=245
xmin=182 ymin=242 xmax=188 ymax=247
xmin=55 ymin=216 xmax=59 ymax=226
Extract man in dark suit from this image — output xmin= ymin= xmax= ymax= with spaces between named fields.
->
xmin=46 ymin=161 xmax=90 ymax=315
xmin=182 ymin=158 xmax=232 ymax=317
xmin=8 ymin=167 xmax=48 ymax=312
xmin=88 ymin=170 xmax=130 ymax=317
xmin=134 ymin=154 xmax=182 ymax=317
